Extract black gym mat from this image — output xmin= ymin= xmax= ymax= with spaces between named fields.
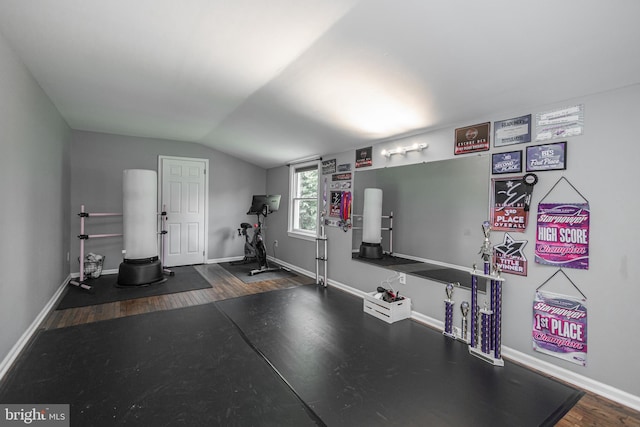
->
xmin=217 ymin=285 xmax=584 ymax=427
xmin=57 ymin=266 xmax=212 ymax=310
xmin=219 ymin=261 xmax=297 ymax=284
xmin=0 ymin=303 xmax=318 ymax=427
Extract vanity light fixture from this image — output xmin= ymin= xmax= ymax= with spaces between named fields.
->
xmin=381 ymin=143 xmax=428 ymax=158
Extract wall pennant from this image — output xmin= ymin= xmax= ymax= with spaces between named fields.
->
xmin=535 ymin=177 xmax=590 ymax=270
xmin=532 ymin=270 xmax=588 ymax=366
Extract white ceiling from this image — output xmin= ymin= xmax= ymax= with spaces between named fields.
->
xmin=1 ymin=0 xmax=639 ymax=168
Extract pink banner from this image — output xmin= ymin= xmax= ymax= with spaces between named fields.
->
xmin=533 ymin=291 xmax=587 ymax=366
xmin=535 ymin=203 xmax=589 ymax=270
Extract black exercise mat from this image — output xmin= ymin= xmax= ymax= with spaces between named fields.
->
xmin=0 ymin=303 xmax=318 ymax=427
xmin=57 ymin=266 xmax=212 ymax=310
xmin=217 ymin=285 xmax=584 ymax=427
xmin=219 ymin=261 xmax=297 ymax=284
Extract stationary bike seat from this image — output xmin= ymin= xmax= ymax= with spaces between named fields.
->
xmin=240 ymin=222 xmax=253 ymax=229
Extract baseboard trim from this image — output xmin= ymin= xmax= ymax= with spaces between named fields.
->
xmin=266 ymin=256 xmax=315 ymax=280
xmin=207 ymin=256 xmax=243 ymax=264
xmin=501 ymin=347 xmax=640 ymax=412
xmin=70 ymin=268 xmax=118 ymax=279
xmin=410 ymin=311 xmax=444 ymax=331
xmin=0 ymin=274 xmax=70 ymax=383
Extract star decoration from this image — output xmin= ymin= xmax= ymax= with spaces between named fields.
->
xmin=494 ymin=233 xmax=527 ymax=259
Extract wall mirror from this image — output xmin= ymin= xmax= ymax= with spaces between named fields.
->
xmin=351 ymin=154 xmax=491 ymax=290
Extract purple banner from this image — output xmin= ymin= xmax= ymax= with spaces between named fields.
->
xmin=535 ymin=203 xmax=589 ymax=270
xmin=533 ymin=291 xmax=587 ymax=366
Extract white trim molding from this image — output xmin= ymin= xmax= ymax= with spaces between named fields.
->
xmin=501 ymin=347 xmax=640 ymax=412
xmin=0 ymin=275 xmax=70 ymax=382
xmin=70 ymin=268 xmax=118 ymax=278
xmin=207 ymin=256 xmax=244 ymax=264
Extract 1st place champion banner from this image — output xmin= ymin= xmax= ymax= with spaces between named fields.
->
xmin=535 ymin=203 xmax=590 ymax=270
xmin=533 ymin=290 xmax=587 ymax=366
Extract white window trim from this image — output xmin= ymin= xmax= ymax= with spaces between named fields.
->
xmin=288 ymin=160 xmax=321 ymax=241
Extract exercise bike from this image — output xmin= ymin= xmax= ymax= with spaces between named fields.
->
xmin=233 ymin=195 xmax=282 ymax=276
xmin=232 ymin=221 xmax=267 ymax=269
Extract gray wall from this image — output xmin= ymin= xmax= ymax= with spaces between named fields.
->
xmin=267 ymin=84 xmax=640 ymax=398
xmin=70 ymin=131 xmax=266 ymax=271
xmin=0 ymin=32 xmax=71 ymax=363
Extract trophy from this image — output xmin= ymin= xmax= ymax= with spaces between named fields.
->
xmin=479 ymin=220 xmax=492 ymax=263
xmin=478 ymin=220 xmax=493 ymax=278
xmin=443 ymin=283 xmax=455 ymax=338
xmin=445 ymin=282 xmax=454 ymax=300
xmin=460 ymin=301 xmax=470 ymax=342
xmin=480 ymin=301 xmax=494 ymax=355
xmin=468 ymin=220 xmax=506 ymax=366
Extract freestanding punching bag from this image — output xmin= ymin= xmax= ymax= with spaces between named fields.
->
xmin=117 ymin=169 xmax=164 ymax=286
xmin=359 ymin=188 xmax=384 ymax=259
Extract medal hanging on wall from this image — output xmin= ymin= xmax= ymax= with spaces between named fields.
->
xmin=522 ymin=173 xmax=538 ymax=211
xmin=338 ymin=191 xmax=352 ymax=232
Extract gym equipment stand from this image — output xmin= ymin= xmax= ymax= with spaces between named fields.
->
xmin=315 ymin=223 xmax=327 ymax=287
xmin=69 ymin=205 xmax=122 ymax=292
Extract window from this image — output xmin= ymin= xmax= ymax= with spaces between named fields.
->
xmin=289 ymin=161 xmax=320 ymax=239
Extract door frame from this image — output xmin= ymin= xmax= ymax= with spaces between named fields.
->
xmin=158 ymin=155 xmax=209 ymax=265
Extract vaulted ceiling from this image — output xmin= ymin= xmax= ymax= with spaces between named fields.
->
xmin=1 ymin=0 xmax=639 ymax=168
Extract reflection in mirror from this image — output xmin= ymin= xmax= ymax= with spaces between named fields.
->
xmin=352 ymin=155 xmax=491 ymax=290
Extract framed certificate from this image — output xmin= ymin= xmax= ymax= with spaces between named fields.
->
xmin=494 ymin=114 xmax=532 ymax=147
xmin=526 ymin=142 xmax=567 ymax=172
xmin=492 ymin=151 xmax=522 ymax=174
xmin=454 ymin=122 xmax=490 ymax=155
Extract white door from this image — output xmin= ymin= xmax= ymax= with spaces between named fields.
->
xmin=159 ymin=156 xmax=208 ymax=266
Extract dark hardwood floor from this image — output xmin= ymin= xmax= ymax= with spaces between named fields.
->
xmin=39 ymin=264 xmax=640 ymax=426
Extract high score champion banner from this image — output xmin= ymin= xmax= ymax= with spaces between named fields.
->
xmin=535 ymin=203 xmax=590 ymax=270
xmin=533 ymin=290 xmax=587 ymax=366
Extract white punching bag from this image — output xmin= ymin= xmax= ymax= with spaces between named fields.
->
xmin=122 ymin=169 xmax=158 ymax=259
xmin=359 ymin=188 xmax=384 ymax=259
xmin=118 ymin=169 xmax=164 ymax=286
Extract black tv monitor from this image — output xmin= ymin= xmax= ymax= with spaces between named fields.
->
xmin=248 ymin=195 xmax=281 ymax=215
